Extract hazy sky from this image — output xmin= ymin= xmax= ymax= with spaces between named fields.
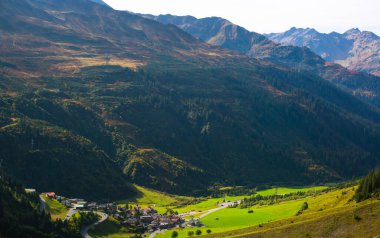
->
xmin=103 ymin=0 xmax=380 ymax=35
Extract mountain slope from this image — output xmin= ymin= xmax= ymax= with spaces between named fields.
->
xmin=0 ymin=0 xmax=245 ymax=78
xmin=267 ymin=27 xmax=380 ymax=76
xmin=0 ymin=176 xmax=80 ymax=238
xmin=0 ymin=91 xmax=138 ymax=201
xmin=1 ymin=0 xmax=380 ymax=196
xmin=143 ymin=14 xmax=380 ymax=107
xmin=90 ymin=0 xmax=109 ymax=7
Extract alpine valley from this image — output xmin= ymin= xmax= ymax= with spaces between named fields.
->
xmin=1 ymin=0 xmax=380 ymax=238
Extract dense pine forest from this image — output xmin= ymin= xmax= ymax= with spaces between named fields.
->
xmin=355 ymin=168 xmax=380 ymax=201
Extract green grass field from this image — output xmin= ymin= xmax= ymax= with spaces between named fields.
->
xmin=202 ymin=186 xmax=380 ymax=238
xmin=44 ymin=197 xmax=68 ymax=221
xmin=172 ymin=195 xmax=247 ymax=214
xmin=156 ymin=199 xmax=305 ymax=238
xmin=172 ymin=186 xmax=327 ymax=214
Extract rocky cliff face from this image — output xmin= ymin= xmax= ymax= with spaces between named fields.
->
xmin=267 ymin=28 xmax=380 ymax=76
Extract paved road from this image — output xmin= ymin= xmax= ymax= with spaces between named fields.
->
xmin=39 ymin=195 xmax=47 ymax=213
xmin=149 ymin=229 xmax=166 ymax=238
xmin=198 ymin=206 xmax=225 ymax=219
xmin=65 ymin=208 xmax=77 ymax=221
xmin=80 ymin=212 xmax=108 ymax=238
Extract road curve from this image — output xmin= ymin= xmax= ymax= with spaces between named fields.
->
xmin=149 ymin=229 xmax=166 ymax=238
xmin=80 ymin=212 xmax=108 ymax=238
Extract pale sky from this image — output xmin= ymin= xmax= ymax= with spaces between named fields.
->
xmin=103 ymin=0 xmax=380 ymax=35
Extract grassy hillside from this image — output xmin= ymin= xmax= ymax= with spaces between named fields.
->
xmin=0 ymin=92 xmax=137 ymax=200
xmin=126 ymin=185 xmax=180 ymax=206
xmin=44 ymin=197 xmax=68 ymax=221
xmin=221 ymin=201 xmax=380 ymax=238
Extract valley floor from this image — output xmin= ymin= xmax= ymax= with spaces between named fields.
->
xmin=87 ymin=185 xmax=380 ymax=238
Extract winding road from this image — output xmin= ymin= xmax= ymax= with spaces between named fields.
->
xmin=80 ymin=212 xmax=108 ymax=238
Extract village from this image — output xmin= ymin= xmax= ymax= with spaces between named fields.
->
xmin=41 ymin=192 xmax=204 ymax=234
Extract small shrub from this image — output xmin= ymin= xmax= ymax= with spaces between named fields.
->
xmin=195 ymin=230 xmax=202 ymax=235
xmin=188 ymin=231 xmax=194 ymax=237
xmin=248 ymin=210 xmax=254 ymax=213
xmin=206 ymin=229 xmax=212 ymax=234
xmin=296 ymin=201 xmax=309 ymax=216
xmin=354 ymin=214 xmax=362 ymax=221
xmin=172 ymin=231 xmax=179 ymax=238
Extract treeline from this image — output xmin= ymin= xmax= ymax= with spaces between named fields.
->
xmin=239 ymin=189 xmax=329 ymax=208
xmin=208 ymin=186 xmax=257 ymax=198
xmin=355 ymin=168 xmax=380 ymax=202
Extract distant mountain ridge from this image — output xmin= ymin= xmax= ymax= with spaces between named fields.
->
xmin=142 ymin=14 xmax=380 ymax=107
xmin=90 ymin=0 xmax=109 ymax=7
xmin=267 ymin=27 xmax=380 ymax=76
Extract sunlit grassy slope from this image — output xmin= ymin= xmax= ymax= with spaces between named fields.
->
xmin=126 ymin=185 xmax=180 ymax=206
xmin=201 ymin=186 xmax=370 ymax=238
xmin=119 ymin=185 xmax=192 ymax=213
xmin=44 ymin=197 xmax=68 ymax=221
xmin=210 ymin=200 xmax=380 ymax=238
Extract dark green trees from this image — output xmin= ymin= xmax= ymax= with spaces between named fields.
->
xmin=355 ymin=168 xmax=380 ymax=201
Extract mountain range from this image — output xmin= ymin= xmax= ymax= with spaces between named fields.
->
xmin=143 ymin=14 xmax=380 ymax=107
xmin=267 ymin=27 xmax=380 ymax=76
xmin=1 ymin=0 xmax=380 ymax=200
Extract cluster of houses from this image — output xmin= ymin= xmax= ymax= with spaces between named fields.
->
xmin=113 ymin=206 xmax=186 ymax=232
xmin=43 ymin=192 xmax=96 ymax=210
xmin=41 ymin=191 xmax=203 ymax=233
